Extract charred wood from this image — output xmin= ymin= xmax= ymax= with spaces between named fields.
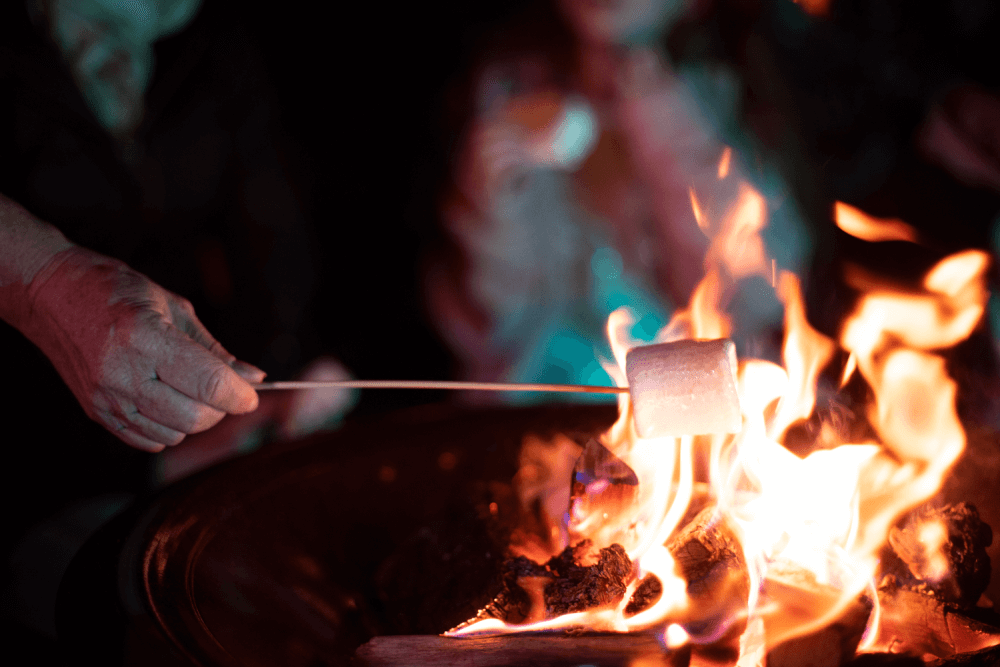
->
xmin=843 ymin=653 xmax=923 ymax=666
xmin=880 ymin=502 xmax=992 ymax=608
xmin=870 ymin=586 xmax=1000 ymax=659
xmin=626 ymin=575 xmax=664 ymax=617
xmin=666 ymin=506 xmax=749 ymax=643
xmin=451 ymin=540 xmax=636 ymax=630
xmin=767 ymin=596 xmax=871 ymax=667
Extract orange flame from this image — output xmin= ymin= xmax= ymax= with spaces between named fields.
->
xmin=690 ymin=187 xmax=708 ymax=234
xmin=835 ymin=202 xmax=919 ymax=244
xmin=449 ymin=153 xmax=990 ymax=661
xmin=718 ymin=147 xmax=733 ymax=179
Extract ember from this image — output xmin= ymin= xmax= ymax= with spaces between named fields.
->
xmin=453 ymin=540 xmax=635 ymax=630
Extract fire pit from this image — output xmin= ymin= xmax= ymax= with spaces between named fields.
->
xmin=55 ymin=403 xmax=617 ymax=666
xmin=55 ymin=399 xmax=1000 ymax=667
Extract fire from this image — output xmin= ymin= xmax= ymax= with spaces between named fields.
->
xmin=448 ymin=147 xmax=991 ymax=662
xmin=834 ymin=202 xmax=919 ymax=244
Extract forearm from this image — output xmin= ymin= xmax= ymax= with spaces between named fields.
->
xmin=0 ymin=193 xmax=75 ymax=330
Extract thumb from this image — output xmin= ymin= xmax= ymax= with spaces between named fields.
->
xmin=156 ymin=325 xmax=260 ymax=413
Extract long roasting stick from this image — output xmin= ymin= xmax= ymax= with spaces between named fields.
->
xmin=252 ymin=380 xmax=628 ymax=394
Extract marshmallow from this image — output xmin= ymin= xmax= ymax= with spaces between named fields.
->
xmin=625 ymin=339 xmax=742 ymax=438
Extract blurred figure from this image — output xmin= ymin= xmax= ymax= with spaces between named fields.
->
xmin=425 ymin=0 xmax=805 ymax=397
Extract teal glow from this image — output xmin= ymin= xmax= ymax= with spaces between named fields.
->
xmin=502 ymin=245 xmax=671 ymax=405
xmin=550 ymin=100 xmax=598 ymax=168
xmin=505 ymin=326 xmax=617 ymax=405
xmin=989 ymin=216 xmax=1000 ymax=340
xmin=590 ymin=246 xmax=669 ymax=343
xmin=48 ymin=0 xmax=203 ymax=132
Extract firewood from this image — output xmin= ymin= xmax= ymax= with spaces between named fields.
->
xmin=934 ymin=642 xmax=1000 ymax=666
xmin=868 ymin=586 xmax=1000 ymax=659
xmin=352 ymin=634 xmax=692 ymax=667
xmin=767 ymin=596 xmax=871 ymax=667
xmin=666 ymin=506 xmax=749 ymax=643
xmin=880 ymin=502 xmax=992 ymax=608
xmin=450 ymin=541 xmax=636 ymax=631
xmin=568 ymin=438 xmax=640 ymax=546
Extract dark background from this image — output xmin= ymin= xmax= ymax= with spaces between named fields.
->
xmin=238 ymin=0 xmax=534 ymax=394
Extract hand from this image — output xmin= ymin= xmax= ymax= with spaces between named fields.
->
xmin=23 ymin=247 xmax=265 ymax=452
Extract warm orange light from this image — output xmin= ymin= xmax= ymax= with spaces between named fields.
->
xmin=689 ymin=187 xmax=708 ymax=233
xmin=834 ymin=202 xmax=919 ymax=243
xmin=793 ymin=0 xmax=831 ymax=17
xmin=717 ymin=146 xmax=732 ymax=179
xmin=450 ymin=155 xmax=991 ymax=661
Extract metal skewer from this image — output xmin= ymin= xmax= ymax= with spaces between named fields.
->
xmin=252 ymin=380 xmax=628 ymax=394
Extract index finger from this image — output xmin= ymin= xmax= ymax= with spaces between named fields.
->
xmin=154 ymin=325 xmax=260 ymax=414
xmin=170 ymin=296 xmax=267 ymax=383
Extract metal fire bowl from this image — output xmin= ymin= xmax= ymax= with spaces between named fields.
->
xmin=56 ymin=404 xmax=616 ymax=666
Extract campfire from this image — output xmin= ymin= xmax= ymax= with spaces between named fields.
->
xmin=358 ymin=149 xmax=1000 ymax=666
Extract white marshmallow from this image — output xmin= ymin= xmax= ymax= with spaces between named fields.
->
xmin=625 ymin=339 xmax=742 ymax=438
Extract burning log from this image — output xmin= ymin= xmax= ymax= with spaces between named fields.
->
xmin=666 ymin=506 xmax=749 ymax=643
xmin=866 ymin=503 xmax=1000 ymax=660
xmin=766 ymin=596 xmax=871 ymax=667
xmin=879 ymin=502 xmax=992 ymax=608
xmin=568 ymin=438 xmax=639 ymax=549
xmin=450 ymin=540 xmax=636 ymax=630
xmin=867 ymin=587 xmax=1000 ymax=660
xmin=452 ymin=499 xmax=750 ymax=636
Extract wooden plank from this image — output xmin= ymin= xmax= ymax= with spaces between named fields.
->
xmin=353 ymin=634 xmax=692 ymax=667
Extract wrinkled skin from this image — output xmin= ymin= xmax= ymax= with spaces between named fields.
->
xmin=23 ymin=246 xmax=264 ymax=452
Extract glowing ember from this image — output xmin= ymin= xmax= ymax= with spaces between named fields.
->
xmin=447 ymin=147 xmax=993 ymax=663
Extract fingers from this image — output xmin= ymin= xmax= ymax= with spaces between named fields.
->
xmin=97 ymin=383 xmax=226 ymax=452
xmin=96 ymin=408 xmax=172 ymax=453
xmin=117 ymin=430 xmax=168 ymax=453
xmin=155 ymin=325 xmax=260 ymax=414
xmin=170 ymin=297 xmax=267 ymax=383
xmin=135 ymin=378 xmax=227 ymax=433
xmin=127 ymin=411 xmax=187 ymax=446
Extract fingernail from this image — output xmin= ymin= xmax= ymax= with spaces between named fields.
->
xmin=232 ymin=360 xmax=267 ymax=383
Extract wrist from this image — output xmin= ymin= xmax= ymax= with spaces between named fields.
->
xmin=0 ymin=198 xmax=76 ymax=331
xmin=18 ymin=247 xmax=123 ymax=361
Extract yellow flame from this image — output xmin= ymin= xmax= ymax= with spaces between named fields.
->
xmin=451 ymin=157 xmax=990 ymax=660
xmin=770 ymin=271 xmax=836 ymax=441
xmin=917 ymin=519 xmax=951 ymax=582
xmin=715 ymin=184 xmax=769 ymax=281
